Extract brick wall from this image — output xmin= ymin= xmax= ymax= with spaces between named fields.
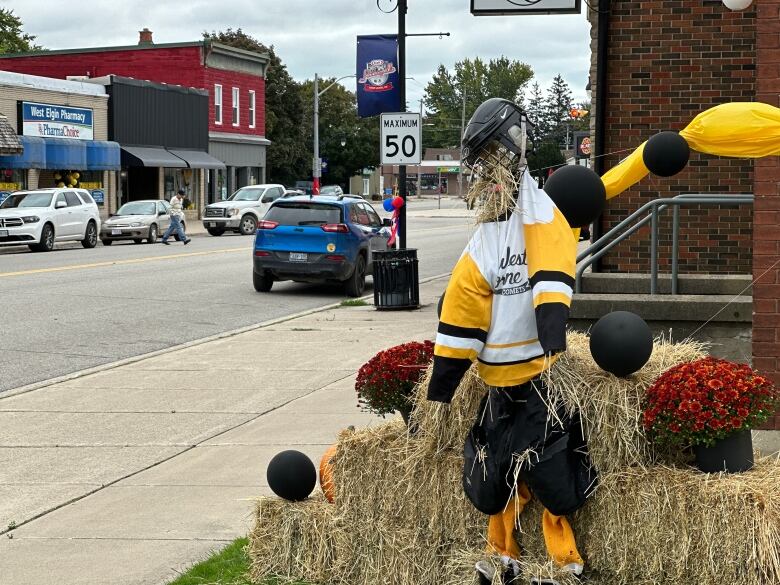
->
xmin=752 ymin=0 xmax=780 ymax=430
xmin=0 ymin=45 xmax=265 ymax=136
xmin=596 ymin=0 xmax=755 ymax=274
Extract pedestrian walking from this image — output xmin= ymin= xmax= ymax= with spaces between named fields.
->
xmin=161 ymin=189 xmax=191 ymax=245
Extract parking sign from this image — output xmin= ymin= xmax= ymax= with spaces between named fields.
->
xmin=380 ymin=112 xmax=421 ymax=165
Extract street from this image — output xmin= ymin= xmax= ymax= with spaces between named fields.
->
xmin=0 ymin=198 xmax=473 ymax=393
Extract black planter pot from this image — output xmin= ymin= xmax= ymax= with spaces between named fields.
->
xmin=397 ymin=405 xmax=418 ymax=435
xmin=694 ymin=428 xmax=754 ymax=473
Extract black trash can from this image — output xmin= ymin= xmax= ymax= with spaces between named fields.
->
xmin=373 ymin=248 xmax=420 ymax=310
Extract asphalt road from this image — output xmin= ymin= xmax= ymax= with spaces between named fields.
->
xmin=0 ymin=198 xmax=474 ymax=392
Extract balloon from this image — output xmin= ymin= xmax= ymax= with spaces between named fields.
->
xmin=68 ymin=179 xmax=77 ymax=186
xmin=543 ymin=165 xmax=606 ymax=228
xmin=266 ymin=450 xmax=316 ymax=502
xmin=723 ymin=0 xmax=752 ymax=9
xmin=54 ymin=173 xmax=61 ymax=180
xmin=642 ymin=131 xmax=690 ymax=177
xmin=589 ymin=311 xmax=653 ymax=377
xmin=319 ymin=444 xmax=338 ymax=503
xmin=73 ymin=172 xmax=80 ymax=179
xmin=57 ymin=182 xmax=65 ymax=187
xmin=383 ymin=198 xmax=394 ymax=212
xmin=392 ymin=196 xmax=404 ymax=210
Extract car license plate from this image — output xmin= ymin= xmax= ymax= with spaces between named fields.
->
xmin=289 ymin=252 xmax=308 ymax=262
xmin=0 ymin=229 xmax=7 ymax=237
xmin=206 ymin=222 xmax=214 ymax=227
xmin=111 ymin=229 xmax=122 ymax=235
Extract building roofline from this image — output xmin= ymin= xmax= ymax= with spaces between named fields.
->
xmin=89 ymin=74 xmax=209 ymax=96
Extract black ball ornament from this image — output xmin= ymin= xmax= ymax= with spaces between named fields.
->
xmin=589 ymin=311 xmax=653 ymax=377
xmin=266 ymin=450 xmax=316 ymax=501
xmin=642 ymin=131 xmax=690 ymax=177
xmin=543 ymin=165 xmax=606 ymax=228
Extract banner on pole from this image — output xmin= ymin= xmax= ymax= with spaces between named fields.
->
xmin=356 ymin=34 xmax=400 ymax=118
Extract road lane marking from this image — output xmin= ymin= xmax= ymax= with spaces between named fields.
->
xmin=0 ymin=247 xmax=249 ymax=278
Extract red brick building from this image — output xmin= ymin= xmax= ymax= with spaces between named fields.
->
xmin=588 ymin=0 xmax=780 ymax=428
xmin=0 ymin=29 xmax=270 ymax=203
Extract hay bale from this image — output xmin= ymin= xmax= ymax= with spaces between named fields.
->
xmin=248 ymin=496 xmax=337 ymax=584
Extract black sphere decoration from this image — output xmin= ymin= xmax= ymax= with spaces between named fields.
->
xmin=437 ymin=291 xmax=445 ymax=319
xmin=589 ymin=311 xmax=653 ymax=377
xmin=543 ymin=165 xmax=606 ymax=228
xmin=642 ymin=131 xmax=690 ymax=177
xmin=266 ymin=450 xmax=316 ymax=501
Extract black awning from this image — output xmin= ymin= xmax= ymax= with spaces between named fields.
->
xmin=120 ymin=146 xmax=187 ymax=168
xmin=0 ymin=116 xmax=22 ymax=156
xmin=168 ymin=149 xmax=226 ymax=170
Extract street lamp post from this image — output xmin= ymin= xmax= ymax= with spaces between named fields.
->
xmin=313 ymin=73 xmax=356 ymax=195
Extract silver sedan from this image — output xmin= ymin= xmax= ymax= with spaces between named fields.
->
xmin=100 ymin=200 xmax=186 ymax=245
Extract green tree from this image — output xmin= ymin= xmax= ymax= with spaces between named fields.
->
xmin=203 ymin=28 xmax=308 ymax=185
xmin=526 ymin=140 xmax=565 ymax=186
xmin=525 ymin=82 xmax=548 ymax=140
xmin=301 ymin=78 xmax=379 ymax=189
xmin=543 ymin=74 xmax=573 ymax=148
xmin=0 ymin=9 xmax=40 ymax=54
xmin=423 ymin=56 xmax=533 ymax=149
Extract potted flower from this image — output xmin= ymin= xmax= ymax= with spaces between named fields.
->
xmin=355 ymin=340 xmax=434 ymax=426
xmin=643 ymin=357 xmax=779 ymax=473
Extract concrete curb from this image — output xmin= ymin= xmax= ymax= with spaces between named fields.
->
xmin=0 ymin=272 xmax=452 ymax=401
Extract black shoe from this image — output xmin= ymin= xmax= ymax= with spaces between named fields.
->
xmin=183 ymin=238 xmax=191 ymax=245
xmin=161 ymin=240 xmax=170 ymax=245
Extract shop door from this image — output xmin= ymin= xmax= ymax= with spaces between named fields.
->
xmin=128 ymin=167 xmax=160 ymax=201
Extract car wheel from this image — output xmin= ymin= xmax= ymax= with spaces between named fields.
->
xmin=147 ymin=224 xmax=158 ymax=244
xmin=344 ymin=254 xmax=366 ymax=297
xmin=240 ymin=215 xmax=257 ymax=235
xmin=81 ymin=221 xmax=98 ymax=249
xmin=31 ymin=223 xmax=55 ymax=252
xmin=207 ymin=227 xmax=226 ymax=236
xmin=101 ymin=239 xmax=112 ymax=246
xmin=253 ymin=270 xmax=273 ymax=292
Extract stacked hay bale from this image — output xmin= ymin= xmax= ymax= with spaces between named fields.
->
xmin=249 ymin=332 xmax=780 ymax=585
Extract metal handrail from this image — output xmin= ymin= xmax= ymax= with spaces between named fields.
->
xmin=576 ymin=194 xmax=753 ymax=294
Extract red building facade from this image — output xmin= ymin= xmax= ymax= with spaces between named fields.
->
xmin=0 ymin=30 xmax=270 ymax=201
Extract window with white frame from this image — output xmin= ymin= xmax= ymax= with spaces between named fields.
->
xmin=232 ymin=87 xmax=239 ymax=126
xmin=214 ymin=84 xmax=222 ymax=125
xmin=249 ymin=90 xmax=256 ymax=128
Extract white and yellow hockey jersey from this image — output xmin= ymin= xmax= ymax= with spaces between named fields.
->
xmin=428 ymin=171 xmax=577 ymax=403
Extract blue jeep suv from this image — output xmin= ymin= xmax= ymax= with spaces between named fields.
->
xmin=253 ymin=195 xmax=392 ymax=297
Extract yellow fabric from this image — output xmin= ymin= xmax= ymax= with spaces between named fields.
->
xmin=478 ymin=354 xmax=558 ymax=387
xmin=484 ymin=338 xmax=539 ymax=349
xmin=486 ymin=483 xmax=584 ymax=568
xmin=680 ymin=102 xmax=780 ymax=158
xmin=524 ymin=207 xmax=578 ymax=281
xmin=532 ymin=291 xmax=573 ymax=309
xmin=439 ymin=252 xmax=492 ymax=335
xmin=542 ymin=510 xmax=585 ymax=567
xmin=600 ymin=141 xmax=650 ymax=200
xmin=434 ymin=345 xmax=476 ymax=360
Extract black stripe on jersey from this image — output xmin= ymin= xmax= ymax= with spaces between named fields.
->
xmin=477 ymin=352 xmax=546 ymax=367
xmin=438 ymin=322 xmax=488 ymax=343
xmin=529 ymin=270 xmax=575 ymax=288
xmin=535 ymin=302 xmax=569 ymax=355
xmin=428 ymin=355 xmax=472 ymax=403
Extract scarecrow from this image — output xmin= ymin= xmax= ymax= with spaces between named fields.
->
xmin=427 ymin=98 xmax=600 ymax=584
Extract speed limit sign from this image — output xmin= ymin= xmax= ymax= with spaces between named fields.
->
xmin=380 ymin=112 xmax=421 ymax=165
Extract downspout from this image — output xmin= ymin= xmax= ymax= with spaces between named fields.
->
xmin=592 ymin=0 xmax=611 ymax=267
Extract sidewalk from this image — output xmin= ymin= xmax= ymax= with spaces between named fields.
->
xmin=0 ymin=278 xmax=447 ymax=585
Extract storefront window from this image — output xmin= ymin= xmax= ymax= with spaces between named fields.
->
xmin=0 ymin=169 xmax=26 ymax=205
xmin=164 ymin=168 xmax=199 ymax=210
xmin=39 ymin=169 xmax=105 ymax=206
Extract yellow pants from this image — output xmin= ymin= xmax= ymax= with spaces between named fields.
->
xmin=486 ymin=482 xmax=584 ymax=567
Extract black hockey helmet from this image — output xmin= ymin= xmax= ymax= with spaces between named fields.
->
xmin=462 ymin=98 xmax=530 ymax=166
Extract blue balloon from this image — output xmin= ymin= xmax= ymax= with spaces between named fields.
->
xmin=383 ymin=198 xmax=394 ymax=212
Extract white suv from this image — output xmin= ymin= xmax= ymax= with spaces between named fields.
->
xmin=0 ymin=188 xmax=101 ymax=252
xmin=202 ymin=184 xmax=287 ymax=236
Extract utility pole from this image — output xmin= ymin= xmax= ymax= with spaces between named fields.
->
xmin=459 ymin=89 xmax=466 ymax=200
xmin=313 ymin=73 xmax=320 ymax=195
xmin=398 ymin=0 xmax=408 ymax=249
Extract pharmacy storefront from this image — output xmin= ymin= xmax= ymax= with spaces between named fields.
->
xmin=0 ymin=71 xmax=118 ymax=208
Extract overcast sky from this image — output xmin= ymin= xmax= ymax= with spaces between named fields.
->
xmin=6 ymin=0 xmax=591 ymax=109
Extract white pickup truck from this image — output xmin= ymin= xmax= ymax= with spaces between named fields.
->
xmin=201 ymin=184 xmax=287 ymax=236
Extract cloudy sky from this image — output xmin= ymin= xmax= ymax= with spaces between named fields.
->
xmin=6 ymin=0 xmax=592 ymax=108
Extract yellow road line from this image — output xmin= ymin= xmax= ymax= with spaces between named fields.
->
xmin=0 ymin=247 xmax=248 ymax=278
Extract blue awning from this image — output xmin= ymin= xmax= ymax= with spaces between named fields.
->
xmin=0 ymin=135 xmax=46 ymax=169
xmin=86 ymin=140 xmax=121 ymax=171
xmin=44 ymin=137 xmax=87 ymax=170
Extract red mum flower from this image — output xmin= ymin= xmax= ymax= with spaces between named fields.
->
xmin=707 ymin=379 xmax=724 ymax=390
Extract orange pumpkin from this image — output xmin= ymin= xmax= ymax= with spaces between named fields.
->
xmin=319 ymin=444 xmax=338 ymax=503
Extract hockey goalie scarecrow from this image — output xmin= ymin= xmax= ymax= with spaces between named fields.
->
xmin=427 ymin=99 xmax=601 ymax=584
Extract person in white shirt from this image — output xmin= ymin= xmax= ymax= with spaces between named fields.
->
xmin=161 ymin=189 xmax=191 ymax=245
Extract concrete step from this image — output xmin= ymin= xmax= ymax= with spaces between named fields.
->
xmin=570 ymin=293 xmax=752 ymax=322
xmin=578 ymin=273 xmax=752 ymax=296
